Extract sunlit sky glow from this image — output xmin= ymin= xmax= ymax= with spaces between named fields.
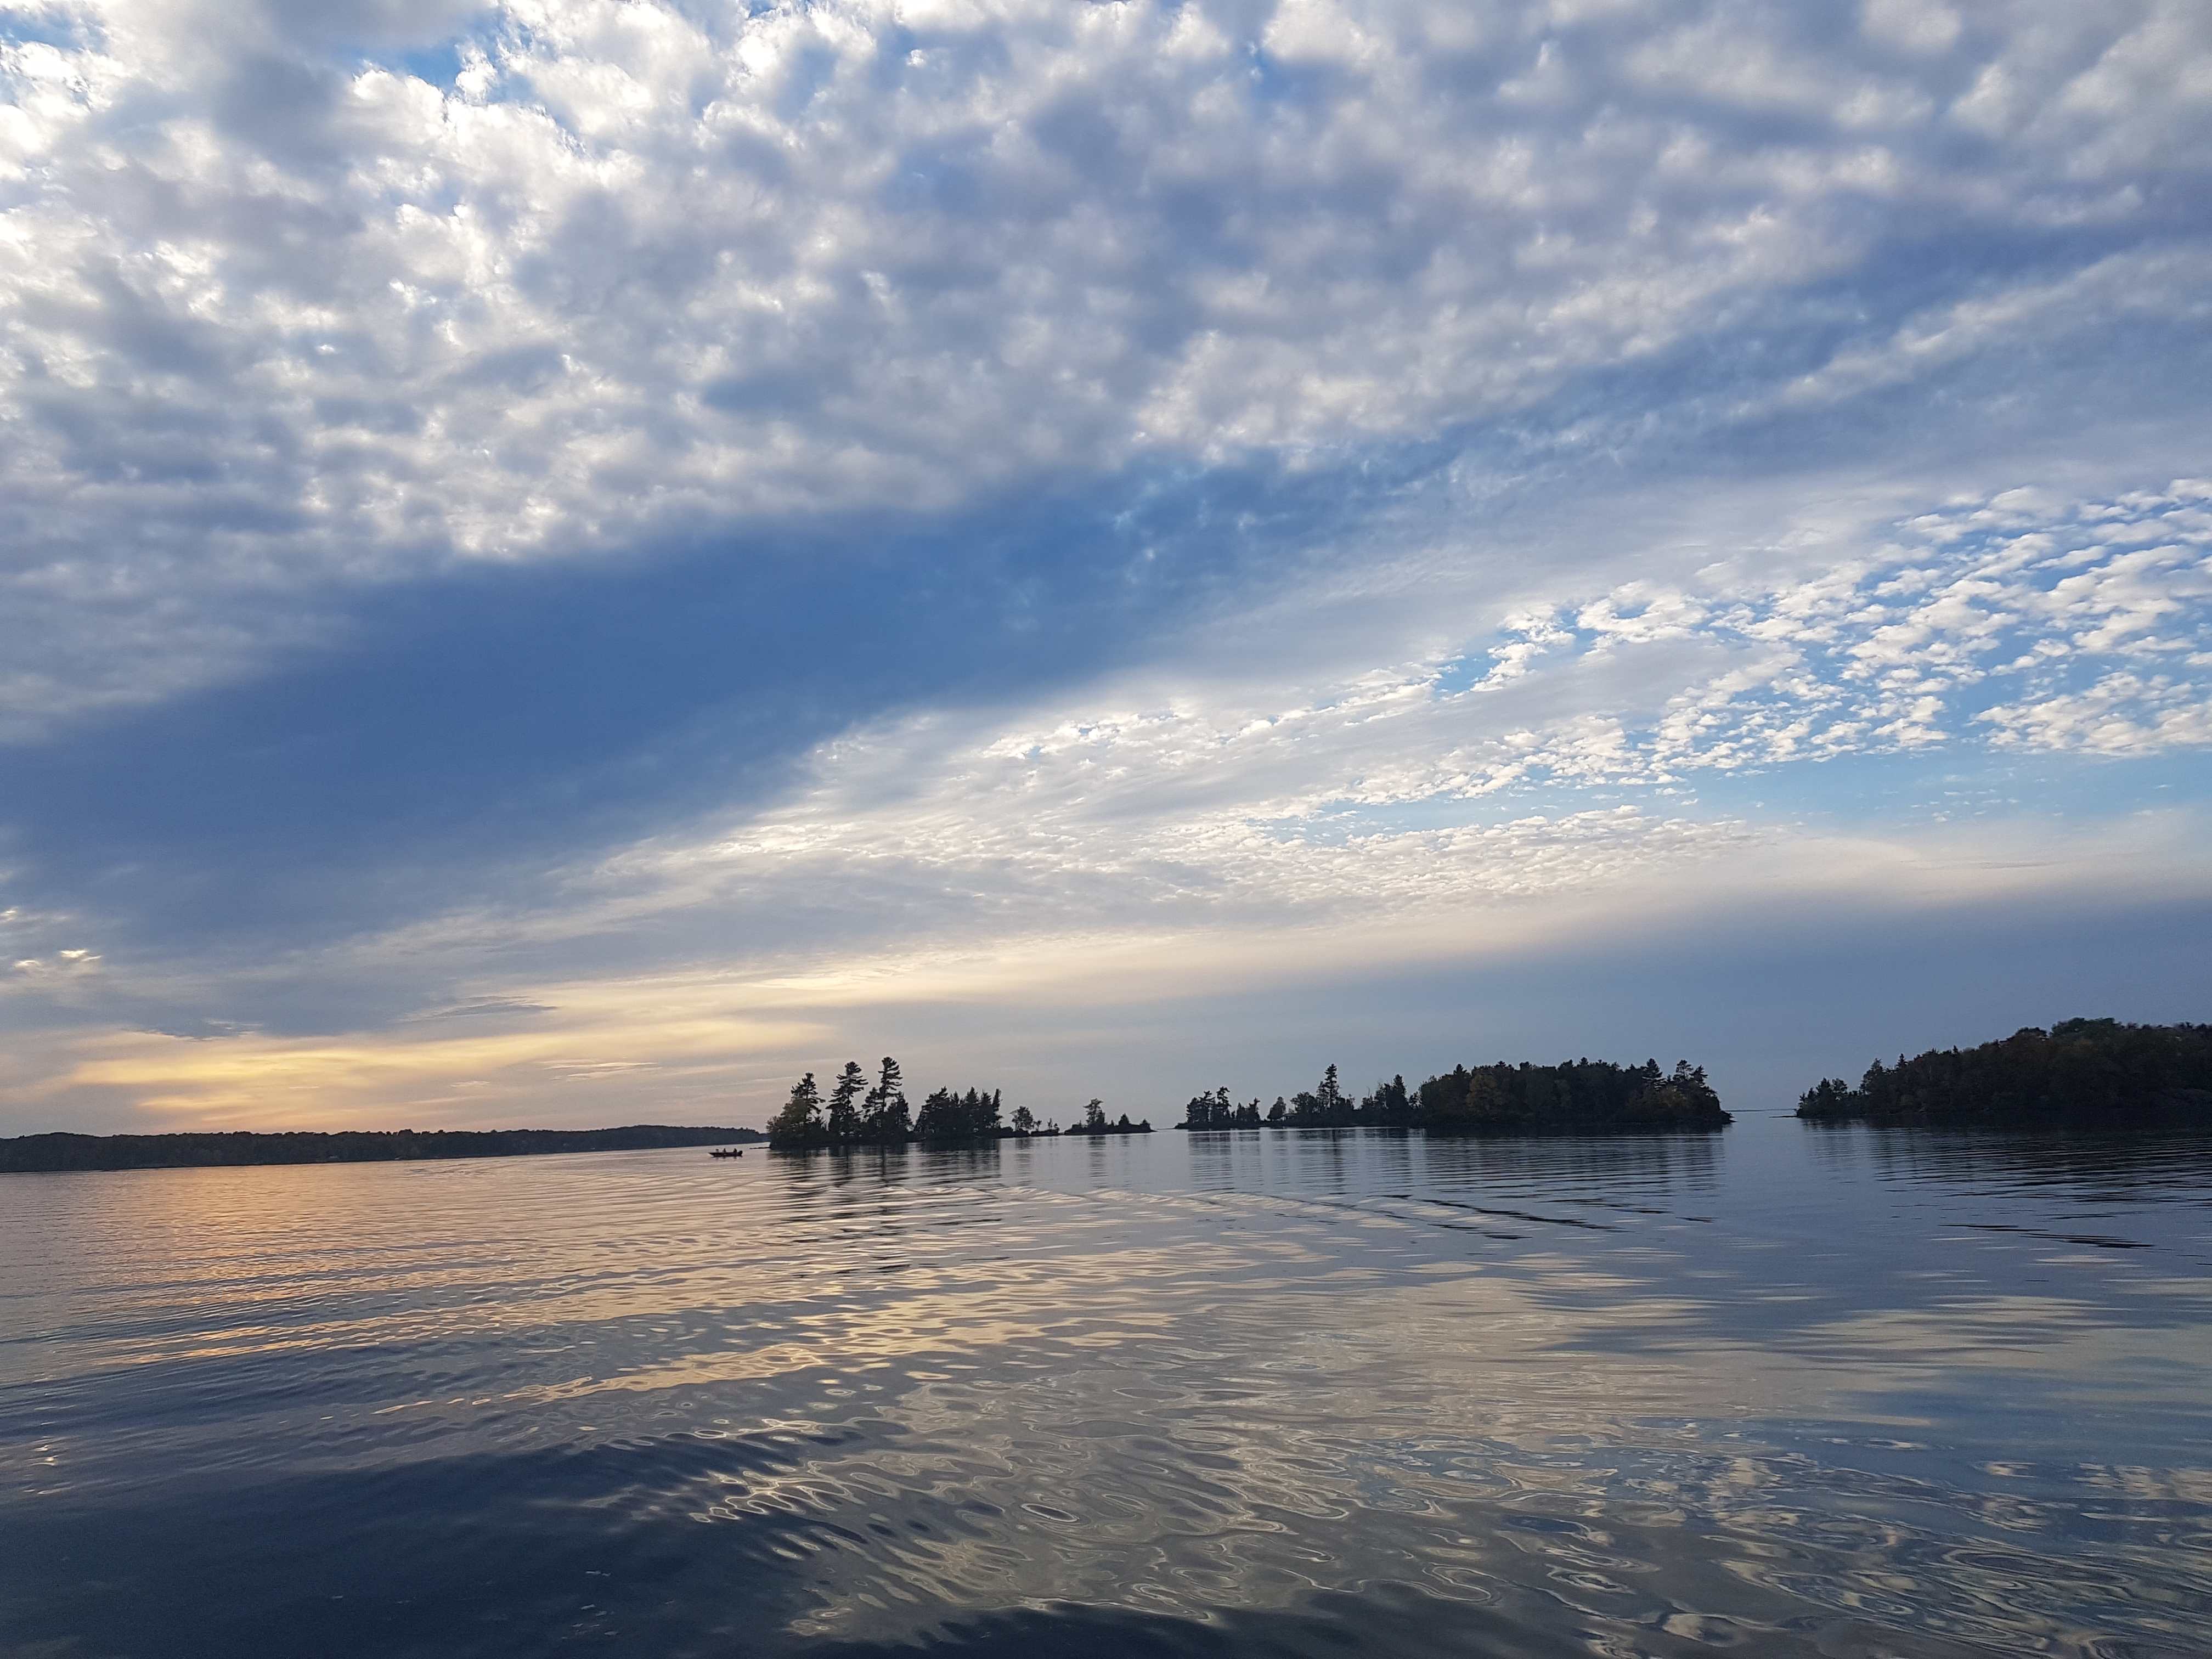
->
xmin=3 ymin=0 xmax=2208 ymax=1132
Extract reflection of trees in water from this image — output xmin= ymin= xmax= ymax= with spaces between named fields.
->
xmin=1178 ymin=1122 xmax=1721 ymax=1205
xmin=911 ymin=1142 xmax=1006 ymax=1180
xmin=1803 ymin=1119 xmax=2212 ymax=1205
xmin=1416 ymin=1125 xmax=1723 ymax=1196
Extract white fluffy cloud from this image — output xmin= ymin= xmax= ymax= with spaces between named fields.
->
xmin=1464 ymin=480 xmax=2212 ymax=778
xmin=3 ymin=0 xmax=2210 ymax=728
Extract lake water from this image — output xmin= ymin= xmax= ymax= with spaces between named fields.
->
xmin=4 ymin=1118 xmax=2211 ymax=1658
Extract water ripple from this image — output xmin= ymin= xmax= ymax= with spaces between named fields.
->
xmin=3 ymin=1124 xmax=2210 ymax=1656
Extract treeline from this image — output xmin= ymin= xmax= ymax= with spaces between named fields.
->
xmin=765 ymin=1057 xmax=1152 ymax=1150
xmin=1797 ymin=1018 xmax=2212 ymax=1125
xmin=0 ymin=1124 xmax=759 ymax=1175
xmin=1177 ymin=1059 xmax=1729 ymax=1132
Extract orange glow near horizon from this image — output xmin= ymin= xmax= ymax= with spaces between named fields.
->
xmin=59 ymin=1010 xmax=826 ymax=1132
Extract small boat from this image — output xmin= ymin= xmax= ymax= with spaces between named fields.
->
xmin=708 ymin=1147 xmax=744 ymax=1159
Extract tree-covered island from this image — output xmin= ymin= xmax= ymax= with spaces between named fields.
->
xmin=1797 ymin=1018 xmax=2212 ymax=1126
xmin=767 ymin=1053 xmax=1727 ymax=1150
xmin=1177 ymin=1058 xmax=1728 ymax=1132
xmin=764 ymin=1057 xmax=1153 ymax=1149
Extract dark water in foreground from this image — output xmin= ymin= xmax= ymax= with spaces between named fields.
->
xmin=4 ymin=1120 xmax=2211 ymax=1659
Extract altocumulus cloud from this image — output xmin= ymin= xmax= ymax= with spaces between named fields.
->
xmin=1 ymin=0 xmax=2210 ymax=1129
xmin=7 ymin=0 xmax=2211 ymax=722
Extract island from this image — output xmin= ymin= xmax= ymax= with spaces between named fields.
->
xmin=765 ymin=1054 xmax=1728 ymax=1150
xmin=1175 ymin=1059 xmax=1729 ymax=1132
xmin=1796 ymin=1018 xmax=2212 ymax=1126
xmin=765 ymin=1060 xmax=1153 ymax=1149
xmin=0 ymin=1124 xmax=762 ymax=1175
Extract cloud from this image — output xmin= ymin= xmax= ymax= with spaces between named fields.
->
xmin=74 ymin=477 xmax=2195 ymax=1028
xmin=1978 ymin=670 xmax=2212 ymax=754
xmin=1451 ymin=479 xmax=2212 ymax=781
xmin=3 ymin=0 xmax=2210 ymax=732
xmin=641 ymin=482 xmax=2212 ymax=926
xmin=1762 ymin=247 xmax=2212 ymax=414
xmin=8 ymin=944 xmax=99 ymax=978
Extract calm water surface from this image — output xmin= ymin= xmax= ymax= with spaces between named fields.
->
xmin=4 ymin=1119 xmax=2211 ymax=1658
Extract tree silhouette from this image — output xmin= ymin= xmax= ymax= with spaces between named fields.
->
xmin=915 ymin=1084 xmax=1006 ymax=1142
xmin=1419 ymin=1058 xmax=1725 ymax=1130
xmin=765 ymin=1072 xmax=825 ymax=1148
xmin=827 ymin=1061 xmax=866 ymax=1143
xmin=1796 ymin=1019 xmax=2212 ymax=1124
xmin=861 ymin=1056 xmax=910 ymax=1143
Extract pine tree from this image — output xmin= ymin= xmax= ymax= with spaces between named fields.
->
xmin=862 ymin=1056 xmax=910 ymax=1142
xmin=827 ymin=1061 xmax=866 ymax=1143
xmin=765 ymin=1072 xmax=825 ymax=1148
xmin=915 ymin=1086 xmax=958 ymax=1142
xmin=1315 ymin=1064 xmax=1347 ymax=1120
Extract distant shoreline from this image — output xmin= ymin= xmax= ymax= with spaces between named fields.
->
xmin=0 ymin=1124 xmax=763 ymax=1175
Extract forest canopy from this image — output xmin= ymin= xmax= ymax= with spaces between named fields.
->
xmin=1796 ymin=1019 xmax=2212 ymax=1125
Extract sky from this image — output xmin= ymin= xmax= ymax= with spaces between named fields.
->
xmin=1 ymin=0 xmax=2208 ymax=1135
